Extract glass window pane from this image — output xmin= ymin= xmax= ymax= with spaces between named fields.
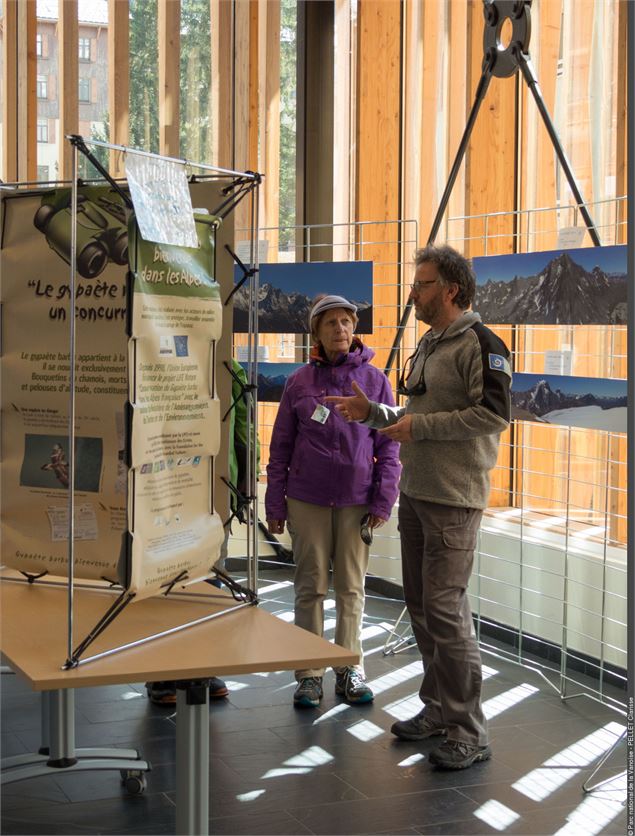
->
xmin=79 ymin=77 xmax=90 ymax=103
xmin=129 ymin=0 xmax=159 ymax=153
xmin=179 ymin=0 xmax=212 ymax=161
xmin=78 ymin=2 xmax=109 ymax=177
xmin=79 ymin=37 xmax=91 ymax=61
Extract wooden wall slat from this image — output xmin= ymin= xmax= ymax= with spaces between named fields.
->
xmin=17 ymin=0 xmax=37 ymax=181
xmin=464 ymin=0 xmax=516 ymax=258
xmin=355 ymin=0 xmax=401 ymax=372
xmin=108 ymin=0 xmax=129 ymax=176
xmin=401 ymin=0 xmax=423 ymax=241
xmin=333 ymin=0 xmax=353 ymax=255
xmin=560 ymin=0 xmax=595 ymax=213
xmin=418 ymin=0 xmax=445 ymax=245
xmin=248 ymin=0 xmax=259 ymax=170
xmin=59 ymin=0 xmax=79 ymax=180
xmin=2 ymin=0 xmax=18 ymax=181
xmin=447 ymin=0 xmax=468 ymax=245
xmin=260 ymin=0 xmax=280 ymax=256
xmin=519 ymin=0 xmax=562 ymax=252
xmin=158 ymin=0 xmax=180 ymax=157
xmin=615 ymin=0 xmax=628 ymax=239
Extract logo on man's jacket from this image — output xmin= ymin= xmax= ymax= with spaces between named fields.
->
xmin=488 ymin=353 xmax=511 ymax=377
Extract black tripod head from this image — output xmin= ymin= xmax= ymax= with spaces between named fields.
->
xmin=482 ymin=0 xmax=532 ymax=77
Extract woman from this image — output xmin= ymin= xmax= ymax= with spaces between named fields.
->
xmin=266 ymin=294 xmax=400 ymax=707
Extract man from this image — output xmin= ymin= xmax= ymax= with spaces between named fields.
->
xmin=325 ymin=245 xmax=511 ymax=769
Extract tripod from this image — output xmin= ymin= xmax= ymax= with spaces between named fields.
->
xmin=384 ymin=0 xmax=601 ymax=375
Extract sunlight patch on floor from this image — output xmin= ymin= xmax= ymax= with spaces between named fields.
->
xmin=483 ymin=683 xmax=540 ymax=720
xmin=346 ymin=719 xmax=384 ymax=741
xmin=512 ymin=721 xmax=625 ymax=802
xmin=473 ymin=799 xmax=520 ymax=831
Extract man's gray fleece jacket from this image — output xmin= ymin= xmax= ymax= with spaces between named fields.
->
xmin=365 ymin=311 xmax=511 ymax=510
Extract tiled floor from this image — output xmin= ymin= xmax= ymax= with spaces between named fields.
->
xmin=1 ymin=568 xmax=628 ymax=835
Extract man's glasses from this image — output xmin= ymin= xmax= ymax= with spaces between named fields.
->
xmin=396 ymin=334 xmax=444 ymax=396
xmin=410 ymin=279 xmax=438 ymax=293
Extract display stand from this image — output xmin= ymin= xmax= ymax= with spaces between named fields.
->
xmin=59 ymin=136 xmax=262 ymax=668
xmin=0 ymin=136 xmax=264 ymax=804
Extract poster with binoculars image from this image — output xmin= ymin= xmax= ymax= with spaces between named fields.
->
xmin=127 ymin=215 xmax=225 ymax=597
xmin=0 ymin=185 xmax=130 ymax=580
xmin=1 ymin=185 xmax=226 ymax=600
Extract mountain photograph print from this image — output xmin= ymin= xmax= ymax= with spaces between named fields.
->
xmin=233 ymin=261 xmax=373 ymax=333
xmin=511 ymin=373 xmax=627 ymax=433
xmin=239 ymin=362 xmax=303 ymax=402
xmin=472 ymin=245 xmax=627 ymax=325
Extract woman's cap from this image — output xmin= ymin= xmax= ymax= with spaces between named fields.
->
xmin=309 ymin=295 xmax=358 ymax=331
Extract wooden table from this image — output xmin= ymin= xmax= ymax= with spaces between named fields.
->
xmin=1 ymin=576 xmax=357 ymax=834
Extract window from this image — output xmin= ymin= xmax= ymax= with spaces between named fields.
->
xmin=36 ymin=76 xmax=47 ymax=99
xmin=36 ymin=33 xmax=43 ymax=57
xmin=78 ymin=37 xmax=91 ymax=61
xmin=78 ymin=77 xmax=91 ymax=103
xmin=36 ymin=119 xmax=48 ymax=143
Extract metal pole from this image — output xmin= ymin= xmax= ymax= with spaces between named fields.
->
xmin=559 ymin=426 xmax=573 ymax=698
xmin=175 ymin=684 xmax=209 ymax=836
xmin=250 ymin=180 xmax=260 ymax=593
xmin=67 ymin=144 xmax=78 ymax=662
xmin=73 ymin=135 xmax=257 ymax=180
xmin=47 ymin=690 xmax=77 ymax=767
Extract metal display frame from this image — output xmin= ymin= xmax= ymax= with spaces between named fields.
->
xmin=56 ymin=136 xmax=262 ymax=669
xmin=0 ymin=142 xmax=263 ymax=667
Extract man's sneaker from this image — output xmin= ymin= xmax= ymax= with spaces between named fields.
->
xmin=209 ymin=676 xmax=229 ymax=699
xmin=428 ymin=739 xmax=492 ymax=770
xmin=146 ymin=681 xmax=176 ymax=706
xmin=335 ymin=668 xmax=374 ymax=704
xmin=293 ymin=677 xmax=323 ymax=707
xmin=390 ymin=709 xmax=446 ymax=741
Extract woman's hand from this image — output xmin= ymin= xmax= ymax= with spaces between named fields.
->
xmin=367 ymin=514 xmax=387 ymax=529
xmin=324 ymin=380 xmax=371 ymax=422
xmin=267 ymin=519 xmax=285 ymax=535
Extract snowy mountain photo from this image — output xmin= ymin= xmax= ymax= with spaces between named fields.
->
xmin=511 ymin=373 xmax=627 ymax=433
xmin=232 ymin=260 xmax=373 ymax=333
xmin=238 ymin=362 xmax=303 ymax=402
xmin=472 ymin=245 xmax=627 ymax=325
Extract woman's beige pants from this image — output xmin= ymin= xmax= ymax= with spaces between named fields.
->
xmin=287 ymin=498 xmax=369 ymax=679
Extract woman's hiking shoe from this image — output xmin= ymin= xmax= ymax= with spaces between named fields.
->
xmin=335 ymin=668 xmax=374 ymax=704
xmin=146 ymin=681 xmax=176 ymax=706
xmin=390 ymin=710 xmax=446 ymax=740
xmin=146 ymin=677 xmax=228 ymax=705
xmin=293 ymin=677 xmax=324 ymax=707
xmin=428 ymin=739 xmax=492 ymax=769
xmin=209 ymin=677 xmax=229 ymax=699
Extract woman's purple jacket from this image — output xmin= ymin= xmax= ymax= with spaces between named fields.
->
xmin=265 ymin=342 xmax=401 ymax=521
